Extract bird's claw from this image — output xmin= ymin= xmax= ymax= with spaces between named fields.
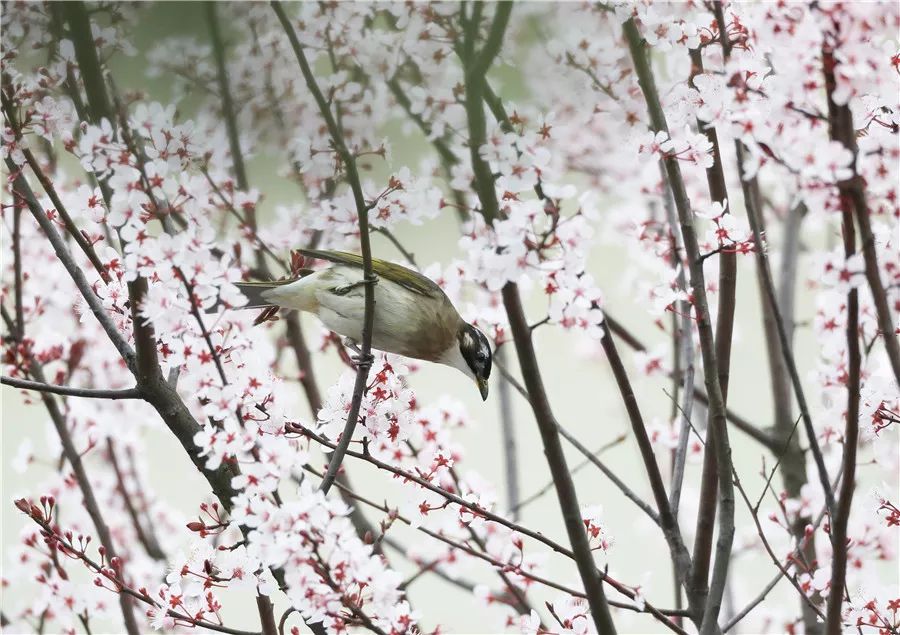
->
xmin=351 ymin=352 xmax=375 ymax=368
xmin=342 ymin=337 xmax=373 ymax=367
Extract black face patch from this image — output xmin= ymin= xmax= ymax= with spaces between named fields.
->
xmin=459 ymin=324 xmax=492 ymax=380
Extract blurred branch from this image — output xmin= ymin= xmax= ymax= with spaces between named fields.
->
xmin=206 ymin=4 xmax=250 ymax=197
xmin=495 ymin=347 xmax=521 ymax=520
xmin=11 ymin=204 xmax=24 ymax=332
xmin=106 ymin=440 xmax=166 ymax=560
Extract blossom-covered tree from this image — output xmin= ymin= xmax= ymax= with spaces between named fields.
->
xmin=2 ymin=2 xmax=897 ymax=634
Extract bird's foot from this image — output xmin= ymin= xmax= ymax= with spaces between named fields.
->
xmin=342 ymin=337 xmax=374 ymax=368
xmin=352 ymin=353 xmax=375 ymax=368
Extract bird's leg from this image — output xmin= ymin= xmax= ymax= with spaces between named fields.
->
xmin=342 ymin=337 xmax=361 ymax=355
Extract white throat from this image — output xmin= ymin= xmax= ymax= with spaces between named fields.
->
xmin=437 ymin=344 xmax=474 ymax=380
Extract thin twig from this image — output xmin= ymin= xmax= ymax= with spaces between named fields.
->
xmin=17 ymin=507 xmax=260 ymax=635
xmin=513 ymin=435 xmax=626 ymax=514
xmin=306 ymin=464 xmax=689 ymax=634
xmin=722 ymin=500 xmax=830 ymax=632
xmin=732 ymin=471 xmax=828 ymax=624
xmin=3 ymin=314 xmax=140 ymax=635
xmin=600 ymin=328 xmax=693 ymax=590
xmin=494 ymin=355 xmax=659 ymax=523
xmin=658 ymin=161 xmax=695 ymax=519
xmin=495 ymin=347 xmax=521 ymax=519
xmin=604 ymin=314 xmax=777 ymax=451
xmin=1 ymin=376 xmax=142 ymax=399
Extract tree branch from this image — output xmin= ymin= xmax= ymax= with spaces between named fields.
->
xmin=5 ymin=125 xmax=239 ymax=530
xmin=494 ymin=356 xmax=660 ymax=523
xmin=823 ymin=42 xmax=862 ymax=635
xmin=687 ymin=41 xmax=737 ymax=615
xmin=460 ymin=6 xmax=616 ymax=631
xmin=715 ymin=7 xmax=821 ymax=628
xmin=604 ymin=314 xmax=777 ymax=451
xmin=2 ymin=312 xmax=140 ymax=635
xmin=272 ymin=0 xmax=378 ymax=496
xmin=293 ymin=417 xmax=654 ymax=616
xmin=624 ymin=19 xmax=734 ymax=632
xmin=62 ymin=0 xmax=161 ymax=387
xmin=601 ymin=328 xmax=695 ymax=607
xmin=6 ymin=162 xmax=137 ymax=367
xmin=820 ymin=39 xmax=900 ymax=384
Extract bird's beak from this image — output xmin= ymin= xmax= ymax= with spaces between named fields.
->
xmin=476 ymin=376 xmax=489 ymax=401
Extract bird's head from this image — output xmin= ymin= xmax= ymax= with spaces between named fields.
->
xmin=458 ymin=323 xmax=492 ymax=400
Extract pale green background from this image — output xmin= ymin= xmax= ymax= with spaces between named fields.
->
xmin=2 ymin=3 xmax=896 ymax=634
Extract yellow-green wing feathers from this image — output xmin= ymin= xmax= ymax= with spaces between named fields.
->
xmin=299 ymin=249 xmax=442 ymax=298
xmin=235 ymin=277 xmax=306 ymax=287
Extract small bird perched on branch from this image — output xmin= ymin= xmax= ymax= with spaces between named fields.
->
xmin=235 ymin=249 xmax=492 ymax=400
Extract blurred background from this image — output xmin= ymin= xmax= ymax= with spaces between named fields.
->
xmin=2 ymin=3 xmax=896 ymax=634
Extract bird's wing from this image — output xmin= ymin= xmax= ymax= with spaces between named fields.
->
xmin=299 ymin=249 xmax=443 ymax=299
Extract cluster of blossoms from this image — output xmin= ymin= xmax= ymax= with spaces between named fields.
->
xmin=2 ymin=1 xmax=898 ymax=635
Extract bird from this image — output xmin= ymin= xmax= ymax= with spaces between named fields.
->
xmin=233 ymin=249 xmax=492 ymax=400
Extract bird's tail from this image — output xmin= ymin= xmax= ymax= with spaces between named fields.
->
xmin=205 ymin=276 xmax=309 ymax=314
